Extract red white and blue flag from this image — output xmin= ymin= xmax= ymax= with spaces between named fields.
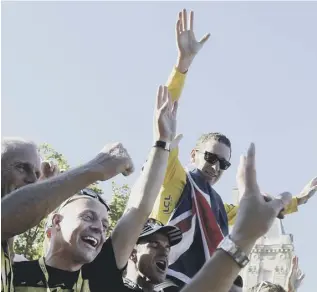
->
xmin=166 ymin=170 xmax=229 ymax=286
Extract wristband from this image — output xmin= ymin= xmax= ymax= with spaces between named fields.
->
xmin=153 ymin=141 xmax=170 ymax=152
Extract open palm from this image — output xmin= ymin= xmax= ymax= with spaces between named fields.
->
xmin=176 ymin=9 xmax=210 ymax=59
xmin=154 ymin=86 xmax=178 ymax=142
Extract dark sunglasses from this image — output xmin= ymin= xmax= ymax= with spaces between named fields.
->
xmin=79 ymin=188 xmax=111 ymax=211
xmin=146 ymin=218 xmax=164 ymax=228
xmin=58 ymin=188 xmax=110 ymax=212
xmin=197 ymin=150 xmax=231 ymax=170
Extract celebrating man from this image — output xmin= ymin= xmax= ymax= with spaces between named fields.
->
xmin=2 ymin=137 xmax=133 ymax=292
xmin=124 ymin=218 xmax=183 ymax=292
xmin=150 ymin=9 xmax=316 ymax=290
xmin=13 ymin=85 xmax=181 ymax=291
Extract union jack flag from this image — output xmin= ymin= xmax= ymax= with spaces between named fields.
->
xmin=166 ymin=170 xmax=229 ymax=287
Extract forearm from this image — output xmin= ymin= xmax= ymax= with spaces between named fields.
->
xmin=181 ymin=237 xmax=255 ymax=292
xmin=126 ymin=147 xmax=169 ymax=213
xmin=166 ymin=67 xmax=187 ymax=102
xmin=1 ymin=164 xmax=98 ymax=240
xmin=112 ymin=147 xmax=169 ymax=269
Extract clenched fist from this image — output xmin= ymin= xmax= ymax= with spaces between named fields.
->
xmin=87 ymin=142 xmax=134 ymax=181
xmin=39 ymin=161 xmax=60 ymax=181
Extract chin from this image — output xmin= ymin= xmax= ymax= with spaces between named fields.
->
xmin=76 ymin=251 xmax=97 ymax=264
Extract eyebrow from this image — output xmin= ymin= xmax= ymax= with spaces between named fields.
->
xmin=17 ymin=161 xmax=41 ymax=175
xmin=80 ymin=209 xmax=109 ymax=224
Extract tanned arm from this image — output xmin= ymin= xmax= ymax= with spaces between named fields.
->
xmin=180 ymin=239 xmax=254 ymax=292
xmin=111 ymin=86 xmax=180 ymax=270
xmin=1 ymin=143 xmax=134 ymax=241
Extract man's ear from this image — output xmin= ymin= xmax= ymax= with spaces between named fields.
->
xmin=129 ymin=247 xmax=137 ymax=264
xmin=52 ymin=214 xmax=63 ymax=231
xmin=46 ymin=228 xmax=52 ymax=239
xmin=190 ymin=149 xmax=196 ymax=164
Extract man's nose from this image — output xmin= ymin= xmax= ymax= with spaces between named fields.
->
xmin=211 ymin=160 xmax=220 ymax=172
xmin=159 ymin=246 xmax=169 ymax=257
xmin=24 ymin=172 xmax=37 ymax=184
xmin=90 ymin=221 xmax=103 ymax=234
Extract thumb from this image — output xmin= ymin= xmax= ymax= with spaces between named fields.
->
xmin=269 ymin=192 xmax=292 ymax=215
xmin=170 ymin=134 xmax=183 ymax=150
xmin=199 ymin=33 xmax=211 ymax=46
xmin=41 ymin=161 xmax=51 ymax=175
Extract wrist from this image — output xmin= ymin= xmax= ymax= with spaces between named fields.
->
xmin=84 ymin=161 xmax=107 ymax=182
xmin=153 ymin=140 xmax=171 ymax=152
xmin=230 ymin=232 xmax=256 ymax=256
xmin=154 ymin=137 xmax=172 ymax=143
xmin=176 ymin=56 xmax=194 ymax=73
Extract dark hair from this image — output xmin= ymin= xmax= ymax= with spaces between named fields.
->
xmin=195 ymin=132 xmax=231 ymax=157
xmin=249 ymin=281 xmax=286 ymax=292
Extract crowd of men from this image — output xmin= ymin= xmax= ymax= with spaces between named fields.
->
xmin=2 ymin=9 xmax=316 ymax=292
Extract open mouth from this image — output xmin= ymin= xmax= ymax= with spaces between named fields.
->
xmin=81 ymin=236 xmax=98 ymax=248
xmin=155 ymin=260 xmax=167 ymax=272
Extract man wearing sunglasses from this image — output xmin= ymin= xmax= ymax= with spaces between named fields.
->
xmin=13 ymin=84 xmax=181 ymax=292
xmin=149 ymin=9 xmax=316 ymax=291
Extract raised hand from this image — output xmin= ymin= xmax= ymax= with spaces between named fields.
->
xmin=39 ymin=161 xmax=60 ymax=181
xmin=176 ymin=9 xmax=210 ymax=72
xmin=154 ymin=85 xmax=180 ymax=144
xmin=231 ymin=144 xmax=292 ymax=248
xmin=287 ymin=256 xmax=305 ymax=292
xmin=88 ymin=143 xmax=134 ymax=181
xmin=297 ymin=176 xmax=317 ymax=205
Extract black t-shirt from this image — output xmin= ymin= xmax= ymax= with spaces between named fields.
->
xmin=13 ymin=237 xmax=126 ymax=292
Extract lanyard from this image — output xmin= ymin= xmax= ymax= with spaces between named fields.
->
xmin=38 ymin=257 xmax=83 ymax=292
xmin=1 ymin=242 xmax=14 ymax=292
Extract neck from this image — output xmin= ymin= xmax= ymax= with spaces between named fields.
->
xmin=45 ymin=247 xmax=83 ymax=272
xmin=126 ymin=263 xmax=155 ymax=292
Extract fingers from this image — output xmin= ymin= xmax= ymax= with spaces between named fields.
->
xmin=244 ymin=143 xmax=258 ymax=191
xmin=182 ymin=9 xmax=187 ymax=31
xmin=298 ymin=272 xmax=305 ymax=281
xmin=189 ymin=10 xmax=194 ymax=31
xmin=269 ymin=192 xmax=292 ymax=216
xmin=160 ymin=86 xmax=169 ymax=113
xmin=176 ymin=19 xmax=181 ymax=40
xmin=237 ymin=143 xmax=258 ymax=195
xmin=309 ymin=176 xmax=317 ymax=187
xmin=157 ymin=86 xmax=171 ymax=115
xmin=263 ymin=195 xmax=285 ymax=219
xmin=41 ymin=161 xmax=58 ymax=178
xmin=179 ymin=9 xmax=194 ymax=32
xmin=236 ymin=154 xmax=246 ymax=193
xmin=171 ymin=101 xmax=178 ymax=118
xmin=122 ymin=165 xmax=134 ymax=176
xmin=156 ymin=85 xmax=163 ymax=110
xmin=41 ymin=161 xmax=51 ymax=175
xmin=199 ymin=33 xmax=211 ymax=45
xmin=170 ymin=134 xmax=183 ymax=150
xmin=307 ymin=185 xmax=317 ymax=198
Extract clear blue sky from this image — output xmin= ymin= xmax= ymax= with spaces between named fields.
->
xmin=2 ymin=2 xmax=317 ymax=291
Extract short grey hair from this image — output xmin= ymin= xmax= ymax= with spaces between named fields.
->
xmin=195 ymin=132 xmax=232 ymax=157
xmin=2 ymin=137 xmax=37 ymax=161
